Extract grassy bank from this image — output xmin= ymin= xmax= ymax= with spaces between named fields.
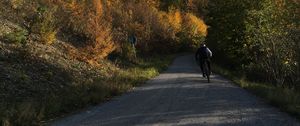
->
xmin=1 ymin=51 xmax=175 ymax=125
xmin=213 ymin=64 xmax=300 ymax=120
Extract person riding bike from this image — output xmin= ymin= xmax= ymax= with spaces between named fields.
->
xmin=195 ymin=43 xmax=212 ymax=77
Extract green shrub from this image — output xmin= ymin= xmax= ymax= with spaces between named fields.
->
xmin=30 ymin=6 xmax=57 ymax=44
xmin=3 ymin=29 xmax=28 ymax=44
xmin=120 ymin=42 xmax=137 ymax=62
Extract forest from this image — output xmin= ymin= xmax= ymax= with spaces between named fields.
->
xmin=0 ymin=0 xmax=299 ymax=125
xmin=207 ymin=0 xmax=299 ymax=88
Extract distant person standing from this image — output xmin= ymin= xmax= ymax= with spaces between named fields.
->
xmin=195 ymin=43 xmax=212 ymax=77
xmin=128 ymin=33 xmax=138 ymax=58
xmin=132 ymin=34 xmax=138 ymax=47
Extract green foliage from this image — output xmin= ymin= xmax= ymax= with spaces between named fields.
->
xmin=120 ymin=42 xmax=137 ymax=62
xmin=207 ymin=0 xmax=299 ymax=87
xmin=244 ymin=0 xmax=299 ymax=86
xmin=3 ymin=29 xmax=28 ymax=44
xmin=206 ymin=0 xmax=256 ymax=67
xmin=30 ymin=6 xmax=57 ymax=44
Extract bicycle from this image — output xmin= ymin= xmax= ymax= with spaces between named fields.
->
xmin=202 ymin=59 xmax=210 ymax=83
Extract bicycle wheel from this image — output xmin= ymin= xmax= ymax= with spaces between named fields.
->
xmin=203 ymin=61 xmax=210 ymax=83
xmin=207 ymin=70 xmax=210 ymax=83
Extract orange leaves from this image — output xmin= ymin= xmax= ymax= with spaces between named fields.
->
xmin=53 ymin=0 xmax=115 ymax=65
xmin=33 ymin=0 xmax=208 ymax=61
xmin=93 ymin=0 xmax=103 ymax=15
xmin=182 ymin=13 xmax=207 ymax=37
xmin=154 ymin=9 xmax=207 ymax=51
xmin=167 ymin=10 xmax=182 ymax=34
xmin=157 ymin=10 xmax=207 ymax=38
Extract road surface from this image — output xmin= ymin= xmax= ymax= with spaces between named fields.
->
xmin=51 ymin=55 xmax=300 ymax=126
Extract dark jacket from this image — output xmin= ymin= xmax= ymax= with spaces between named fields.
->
xmin=195 ymin=46 xmax=212 ymax=60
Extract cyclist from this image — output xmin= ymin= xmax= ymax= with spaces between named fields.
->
xmin=195 ymin=43 xmax=212 ymax=77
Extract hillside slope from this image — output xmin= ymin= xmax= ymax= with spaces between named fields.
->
xmin=0 ymin=18 xmax=174 ymax=125
xmin=0 ymin=0 xmax=209 ymax=125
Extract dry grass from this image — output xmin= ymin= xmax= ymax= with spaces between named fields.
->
xmin=0 ymin=0 xmax=207 ymax=125
xmin=0 ymin=39 xmax=175 ymax=125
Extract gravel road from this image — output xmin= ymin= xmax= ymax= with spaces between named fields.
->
xmin=51 ymin=55 xmax=300 ymax=126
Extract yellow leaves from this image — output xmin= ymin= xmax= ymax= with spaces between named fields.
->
xmin=157 ymin=10 xmax=206 ymax=37
xmin=40 ymin=0 xmax=208 ymax=60
xmin=40 ymin=30 xmax=57 ymax=45
xmin=167 ymin=10 xmax=182 ymax=33
xmin=93 ymin=0 xmax=103 ymax=16
xmin=154 ymin=10 xmax=183 ymax=41
xmin=10 ymin=0 xmax=24 ymax=9
xmin=182 ymin=13 xmax=208 ymax=37
xmin=53 ymin=0 xmax=115 ymax=65
xmin=154 ymin=9 xmax=207 ymax=51
xmin=62 ymin=0 xmax=81 ymax=10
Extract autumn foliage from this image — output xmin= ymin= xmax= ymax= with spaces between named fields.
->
xmin=101 ymin=0 xmax=207 ymax=56
xmin=2 ymin=0 xmax=207 ymax=64
xmin=54 ymin=0 xmax=115 ymax=64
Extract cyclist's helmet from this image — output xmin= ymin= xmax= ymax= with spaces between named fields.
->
xmin=200 ymin=43 xmax=206 ymax=47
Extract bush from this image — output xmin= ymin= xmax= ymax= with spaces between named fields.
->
xmin=179 ymin=13 xmax=207 ymax=50
xmin=57 ymin=0 xmax=115 ymax=64
xmin=29 ymin=6 xmax=57 ymax=44
xmin=106 ymin=0 xmax=208 ymax=55
xmin=2 ymin=29 xmax=28 ymax=44
xmin=244 ymin=0 xmax=299 ymax=87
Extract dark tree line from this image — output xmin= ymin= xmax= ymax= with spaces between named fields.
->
xmin=206 ymin=0 xmax=299 ymax=88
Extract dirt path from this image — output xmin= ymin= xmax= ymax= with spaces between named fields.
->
xmin=51 ymin=55 xmax=300 ymax=126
